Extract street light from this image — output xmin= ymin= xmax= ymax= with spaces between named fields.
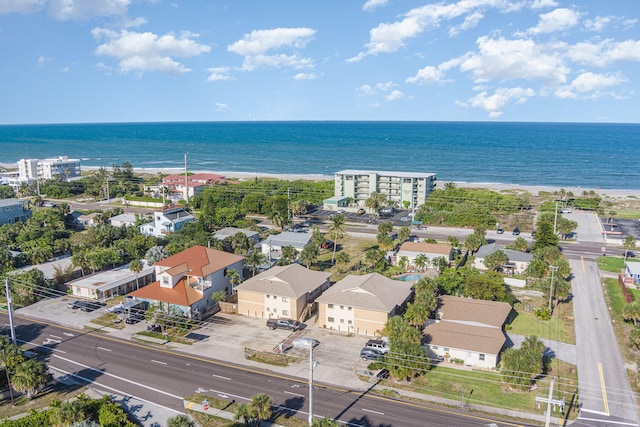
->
xmin=293 ymin=337 xmax=318 ymax=426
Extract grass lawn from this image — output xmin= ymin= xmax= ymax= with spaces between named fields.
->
xmin=603 ymin=278 xmax=640 ymax=364
xmin=597 ymin=256 xmax=640 ymax=273
xmin=0 ymin=384 xmax=88 ymax=419
xmin=508 ymin=298 xmax=576 ymax=345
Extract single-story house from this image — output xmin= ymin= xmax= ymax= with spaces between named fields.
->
xmin=235 ymin=264 xmax=331 ymax=320
xmin=323 ymin=196 xmax=350 ymax=211
xmin=395 ymin=242 xmax=455 ymax=269
xmin=626 ymin=262 xmax=640 ymax=284
xmin=315 ymin=273 xmax=414 ymax=337
xmin=213 ymin=227 xmax=260 ymax=244
xmin=423 ymin=295 xmax=512 ymax=369
xmin=128 ymin=246 xmax=244 ymax=319
xmin=109 ymin=213 xmax=138 ymax=227
xmin=473 ymin=243 xmax=532 ymax=275
xmin=77 ymin=212 xmax=99 ymax=228
xmin=261 ymin=232 xmax=313 ymax=260
xmin=66 ymin=260 xmax=155 ymax=300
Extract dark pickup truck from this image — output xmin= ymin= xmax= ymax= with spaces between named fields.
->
xmin=266 ymin=318 xmax=303 ymax=331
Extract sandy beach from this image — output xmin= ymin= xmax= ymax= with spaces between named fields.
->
xmin=3 ymin=162 xmax=640 ymax=199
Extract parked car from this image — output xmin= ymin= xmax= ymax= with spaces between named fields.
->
xmin=360 ymin=348 xmax=384 ymax=360
xmin=364 ymin=339 xmax=389 ymax=354
xmin=80 ymin=301 xmax=102 ymax=312
xmin=337 ymin=209 xmax=346 ymax=214
xmin=147 ymin=323 xmax=162 ymax=333
xmin=356 ymin=208 xmax=366 ymax=215
xmin=321 ymin=240 xmax=334 ymax=250
xmin=67 ymin=300 xmax=82 ymax=309
xmin=125 ymin=312 xmax=145 ymax=324
xmin=266 ymin=318 xmax=303 ymax=331
xmin=496 ymin=228 xmax=504 ymax=234
xmin=512 ymin=227 xmax=520 ymax=235
xmin=561 ymin=208 xmax=572 ymax=214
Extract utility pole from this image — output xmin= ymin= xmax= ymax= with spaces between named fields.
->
xmin=553 ymin=202 xmax=558 ymax=235
xmin=287 ymin=187 xmax=291 ymax=221
xmin=106 ymin=178 xmax=111 ymax=209
xmin=549 ymin=265 xmax=558 ymax=314
xmin=308 ymin=343 xmax=314 ymax=427
xmin=545 ymin=377 xmax=556 ymax=427
xmin=4 ymin=278 xmax=15 ymax=343
xmin=184 ymin=153 xmax=189 ymax=205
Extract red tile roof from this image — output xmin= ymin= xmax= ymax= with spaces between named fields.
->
xmin=129 ymin=277 xmax=203 ymax=306
xmin=155 ymin=245 xmax=244 ymax=278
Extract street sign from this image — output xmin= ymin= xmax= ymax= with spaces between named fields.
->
xmin=203 ymin=399 xmax=209 ymax=411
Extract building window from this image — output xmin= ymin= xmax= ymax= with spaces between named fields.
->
xmin=273 ymin=295 xmax=277 ymax=299
xmin=328 ymin=317 xmax=335 ymax=323
xmin=432 ymin=346 xmax=438 ymax=350
xmin=273 ymin=308 xmax=278 ymax=313
xmin=328 ymin=304 xmax=334 ymax=309
xmin=347 ymin=320 xmax=352 ymax=325
xmin=444 ymin=348 xmax=449 ymax=352
xmin=348 ymin=306 xmax=352 ymax=311
xmin=162 ymin=276 xmax=169 ymax=286
xmin=282 ymin=310 xmax=289 ymax=316
xmin=266 ymin=295 xmax=270 ymax=298
xmin=340 ymin=319 xmax=344 ymax=324
xmin=282 ymin=297 xmax=288 ymax=302
xmin=479 ymin=353 xmax=485 ymax=361
xmin=340 ymin=305 xmax=344 ymax=310
xmin=266 ymin=307 xmax=270 ymax=312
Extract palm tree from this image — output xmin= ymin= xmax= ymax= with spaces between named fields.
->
xmin=250 ymin=393 xmax=273 ymax=426
xmin=311 ymin=226 xmax=325 ymax=248
xmin=300 ymin=244 xmax=319 ymax=268
xmin=328 ymin=214 xmax=346 ymax=264
xmin=335 ymin=251 xmax=350 ymax=271
xmin=48 ymin=397 xmax=91 ymax=426
xmin=398 ymin=255 xmax=409 ymax=270
xmin=398 ymin=226 xmax=411 ymax=243
xmin=234 ymin=403 xmax=254 ymax=425
xmin=414 ymin=254 xmax=428 ymax=272
xmin=623 ymin=302 xmax=640 ymax=326
xmin=11 ymin=358 xmax=51 ymax=399
xmin=226 ymin=268 xmax=243 ymax=293
xmin=129 ymin=259 xmax=143 ymax=290
xmin=313 ymin=417 xmax=340 ymax=427
xmin=167 ymin=414 xmax=195 ymax=427
xmin=245 ymin=249 xmax=266 ymax=277
xmin=624 ymin=235 xmax=636 ymax=263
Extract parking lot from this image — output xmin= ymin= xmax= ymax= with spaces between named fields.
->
xmin=15 ymin=296 xmax=374 ymax=389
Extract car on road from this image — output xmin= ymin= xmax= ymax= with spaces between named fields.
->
xmin=360 ymin=348 xmax=384 ymax=360
xmin=399 ymin=217 xmax=410 ymax=223
xmin=561 ymin=208 xmax=572 ymax=214
xmin=512 ymin=227 xmax=520 ymax=235
xmin=337 ymin=209 xmax=346 ymax=214
xmin=43 ymin=201 xmax=57 ymax=208
xmin=356 ymin=208 xmax=366 ymax=215
xmin=496 ymin=228 xmax=504 ymax=234
xmin=266 ymin=318 xmax=303 ymax=331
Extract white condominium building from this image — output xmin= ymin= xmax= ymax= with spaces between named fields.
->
xmin=334 ymin=170 xmax=437 ymax=209
xmin=18 ymin=156 xmax=81 ymax=181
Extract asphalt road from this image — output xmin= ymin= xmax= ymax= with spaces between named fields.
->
xmin=6 ymin=315 xmax=537 ymax=427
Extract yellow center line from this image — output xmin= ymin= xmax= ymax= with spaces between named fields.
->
xmin=598 ymin=361 xmax=610 ymax=415
xmin=581 ymin=255 xmax=585 ymax=272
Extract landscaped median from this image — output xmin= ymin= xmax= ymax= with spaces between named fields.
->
xmin=184 ymin=394 xmax=298 ymax=427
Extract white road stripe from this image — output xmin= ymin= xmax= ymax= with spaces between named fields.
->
xmin=63 ymin=332 xmax=74 ymax=337
xmin=50 ymin=335 xmax=62 ymax=339
xmin=578 ymin=417 xmax=638 ymax=426
xmin=284 ymin=390 xmax=304 ymax=397
xmin=362 ymin=408 xmax=384 ymax=415
xmin=97 ymin=347 xmax=111 ymax=352
xmin=212 ymin=374 xmax=231 ymax=381
xmin=151 ymin=359 xmax=167 ymax=365
xmin=52 ymin=354 xmax=182 ymax=400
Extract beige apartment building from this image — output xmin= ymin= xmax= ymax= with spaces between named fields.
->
xmin=334 ymin=170 xmax=437 ymax=209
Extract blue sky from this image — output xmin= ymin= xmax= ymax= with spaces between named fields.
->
xmin=1 ymin=0 xmax=639 ymax=124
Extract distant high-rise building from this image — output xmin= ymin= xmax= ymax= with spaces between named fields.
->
xmin=17 ymin=156 xmax=81 ymax=181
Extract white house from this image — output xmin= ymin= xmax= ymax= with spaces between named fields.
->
xmin=213 ymin=227 xmax=260 ymax=244
xmin=67 ymin=260 xmax=155 ymax=300
xmin=139 ymin=205 xmax=195 ymax=237
xmin=109 ymin=213 xmax=138 ymax=227
xmin=423 ymin=296 xmax=512 ymax=369
xmin=473 ymin=243 xmax=532 ymax=275
xmin=261 ymin=232 xmax=312 ymax=260
xmin=129 ymin=246 xmax=244 ymax=319
xmin=395 ymin=242 xmax=454 ymax=269
xmin=626 ymin=262 xmax=640 ymax=284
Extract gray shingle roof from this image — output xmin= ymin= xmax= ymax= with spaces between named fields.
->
xmin=475 ymin=243 xmax=532 ymax=263
xmin=436 ymin=295 xmax=512 ymax=328
xmin=315 ymin=273 xmax=413 ymax=312
xmin=235 ymin=264 xmax=330 ymax=298
xmin=424 ymin=321 xmax=506 ymax=355
xmin=213 ymin=227 xmax=259 ymax=241
xmin=264 ymin=231 xmax=312 ymax=248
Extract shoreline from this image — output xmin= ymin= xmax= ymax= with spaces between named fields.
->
xmin=3 ymin=163 xmax=640 ymax=199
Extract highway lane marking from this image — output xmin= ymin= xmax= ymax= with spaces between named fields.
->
xmin=52 ymin=354 xmax=183 ymax=400
xmin=284 ymin=390 xmax=304 ymax=397
xmin=578 ymin=417 xmax=637 ymax=426
xmin=212 ymin=374 xmax=231 ymax=380
xmin=12 ymin=315 xmax=527 ymax=427
xmin=49 ymin=365 xmax=183 ymax=415
xmin=362 ymin=408 xmax=385 ymax=415
xmin=63 ymin=332 xmax=74 ymax=337
xmin=97 ymin=347 xmax=112 ymax=352
xmin=598 ymin=361 xmax=610 ymax=415
xmin=208 ymin=387 xmax=250 ymax=402
xmin=151 ymin=359 xmax=167 ymax=365
xmin=50 ymin=335 xmax=63 ymax=340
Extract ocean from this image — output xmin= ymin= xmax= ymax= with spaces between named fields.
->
xmin=0 ymin=121 xmax=638 ymax=190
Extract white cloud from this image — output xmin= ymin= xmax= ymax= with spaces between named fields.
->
xmin=92 ymin=28 xmax=211 ymax=75
xmin=554 ymin=71 xmax=626 ymax=99
xmin=215 ymin=103 xmax=229 ymax=111
xmin=376 ymin=81 xmax=395 ymax=91
xmin=406 ymin=65 xmax=445 ymax=84
xmin=566 ymin=39 xmax=640 ymax=67
xmin=37 ymin=55 xmax=52 ymax=67
xmin=386 ymin=90 xmax=405 ymax=101
xmin=449 ymin=12 xmax=483 ymax=37
xmin=584 ymin=16 xmax=611 ymax=32
xmin=529 ymin=0 xmax=558 ymax=9
xmin=363 ymin=0 xmax=388 ymax=12
xmin=527 ymin=8 xmax=581 ymax=35
xmin=460 ymin=36 xmax=570 ymax=84
xmin=458 ymin=86 xmax=535 ymax=116
xmin=227 ymin=27 xmax=316 ymax=72
xmin=357 ymin=84 xmax=376 ymax=95
xmin=206 ymin=67 xmax=233 ymax=81
xmin=0 ymin=0 xmax=45 ymax=14
xmin=47 ymin=0 xmax=130 ymax=20
xmin=293 ymin=72 xmax=317 ymax=80
xmin=348 ymin=0 xmax=516 ymax=62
